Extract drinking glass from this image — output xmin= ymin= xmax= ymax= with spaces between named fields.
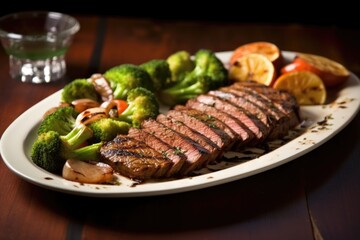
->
xmin=0 ymin=11 xmax=80 ymax=83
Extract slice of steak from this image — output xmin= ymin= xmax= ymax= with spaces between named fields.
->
xmin=232 ymin=81 xmax=300 ymax=128
xmin=195 ymin=94 xmax=270 ymax=145
xmin=217 ymin=87 xmax=290 ymax=139
xmin=168 ymin=107 xmax=235 ymax=151
xmin=157 ymin=114 xmax=221 ymax=163
xmin=208 ymin=90 xmax=274 ymax=135
xmin=141 ymin=119 xmax=210 ymax=175
xmin=185 ymin=99 xmax=255 ymax=148
xmin=128 ymin=127 xmax=186 ymax=177
xmin=100 ymin=135 xmax=172 ymax=181
xmin=220 ymin=86 xmax=290 ymax=135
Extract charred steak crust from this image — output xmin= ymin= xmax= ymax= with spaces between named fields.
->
xmin=141 ymin=119 xmax=211 ymax=175
xmin=100 ymin=135 xmax=172 ymax=181
xmin=128 ymin=128 xmax=186 ymax=177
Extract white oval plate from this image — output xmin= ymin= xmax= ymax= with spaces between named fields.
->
xmin=1 ymin=51 xmax=360 ymax=197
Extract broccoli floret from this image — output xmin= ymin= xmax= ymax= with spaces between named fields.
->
xmin=159 ymin=77 xmax=211 ymax=106
xmin=167 ymin=50 xmax=195 ymax=83
xmin=89 ymin=118 xmax=131 ymax=142
xmin=104 ymin=64 xmax=153 ymax=100
xmin=37 ymin=106 xmax=78 ymax=136
xmin=118 ymin=87 xmax=159 ymax=128
xmin=31 ymin=125 xmax=100 ymax=173
xmin=140 ymin=59 xmax=171 ymax=91
xmin=61 ymin=79 xmax=100 ymax=104
xmin=159 ymin=49 xmax=228 ymax=106
xmin=31 ymin=131 xmax=63 ymax=172
xmin=61 ymin=124 xmax=94 ymax=149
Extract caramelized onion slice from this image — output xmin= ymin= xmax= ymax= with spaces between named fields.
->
xmin=100 ymin=99 xmax=128 ymax=117
xmin=62 ymin=159 xmax=114 ymax=184
xmin=71 ymin=98 xmax=100 ymax=113
xmin=75 ymin=107 xmax=108 ymax=126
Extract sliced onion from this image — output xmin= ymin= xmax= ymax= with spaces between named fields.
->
xmin=71 ymin=98 xmax=100 ymax=113
xmin=62 ymin=159 xmax=114 ymax=184
xmin=100 ymin=100 xmax=117 ymax=115
xmin=75 ymin=107 xmax=108 ymax=126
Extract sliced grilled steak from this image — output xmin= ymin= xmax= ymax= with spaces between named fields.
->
xmin=141 ymin=119 xmax=210 ymax=175
xmin=168 ymin=107 xmax=235 ymax=151
xmin=195 ymin=94 xmax=270 ymax=145
xmin=128 ymin=128 xmax=186 ymax=177
xmin=157 ymin=114 xmax=221 ymax=163
xmin=208 ymin=90 xmax=274 ymax=135
xmin=232 ymin=81 xmax=300 ymax=128
xmin=218 ymin=87 xmax=290 ymax=139
xmin=100 ymin=135 xmax=172 ymax=181
xmin=185 ymin=99 xmax=254 ymax=148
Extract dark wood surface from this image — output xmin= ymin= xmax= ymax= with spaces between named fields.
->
xmin=0 ymin=16 xmax=359 ymax=240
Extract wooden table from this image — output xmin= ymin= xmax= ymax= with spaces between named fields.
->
xmin=1 ymin=16 xmax=359 ymax=240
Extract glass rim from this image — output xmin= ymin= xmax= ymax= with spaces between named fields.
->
xmin=0 ymin=11 xmax=80 ymax=40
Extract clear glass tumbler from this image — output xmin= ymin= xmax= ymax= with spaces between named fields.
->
xmin=0 ymin=11 xmax=80 ymax=83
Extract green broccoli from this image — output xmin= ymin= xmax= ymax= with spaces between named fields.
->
xmin=159 ymin=49 xmax=228 ymax=106
xmin=89 ymin=118 xmax=131 ymax=142
xmin=167 ymin=50 xmax=195 ymax=83
xmin=31 ymin=124 xmax=101 ymax=173
xmin=103 ymin=64 xmax=153 ymax=100
xmin=37 ymin=106 xmax=78 ymax=136
xmin=118 ymin=87 xmax=159 ymax=128
xmin=140 ymin=59 xmax=171 ymax=91
xmin=61 ymin=79 xmax=100 ymax=104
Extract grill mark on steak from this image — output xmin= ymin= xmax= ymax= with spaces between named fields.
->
xmin=157 ymin=114 xmax=221 ymax=163
xmin=195 ymin=94 xmax=270 ymax=145
xmin=232 ymin=81 xmax=300 ymax=128
xmin=128 ymin=127 xmax=186 ymax=177
xmin=218 ymin=87 xmax=290 ymax=139
xmin=100 ymin=135 xmax=172 ymax=180
xmin=168 ymin=107 xmax=235 ymax=151
xmin=185 ymin=99 xmax=254 ymax=148
xmin=141 ymin=119 xmax=210 ymax=175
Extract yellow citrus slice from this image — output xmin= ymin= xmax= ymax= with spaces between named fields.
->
xmin=230 ymin=41 xmax=283 ymax=69
xmin=229 ymin=53 xmax=276 ymax=86
xmin=273 ymin=71 xmax=327 ymax=105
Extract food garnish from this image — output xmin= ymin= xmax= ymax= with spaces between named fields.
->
xmin=229 ymin=41 xmax=283 ymax=71
xmin=273 ymin=71 xmax=327 ymax=105
xmin=281 ymin=52 xmax=349 ymax=87
xmin=229 ymin=53 xmax=276 ymax=86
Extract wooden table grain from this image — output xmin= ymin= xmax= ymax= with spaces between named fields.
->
xmin=0 ymin=16 xmax=359 ymax=240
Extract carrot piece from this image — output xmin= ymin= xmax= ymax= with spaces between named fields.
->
xmin=113 ymin=99 xmax=128 ymax=114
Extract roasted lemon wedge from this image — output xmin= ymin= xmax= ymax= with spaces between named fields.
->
xmin=273 ymin=71 xmax=327 ymax=105
xmin=229 ymin=53 xmax=276 ymax=86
